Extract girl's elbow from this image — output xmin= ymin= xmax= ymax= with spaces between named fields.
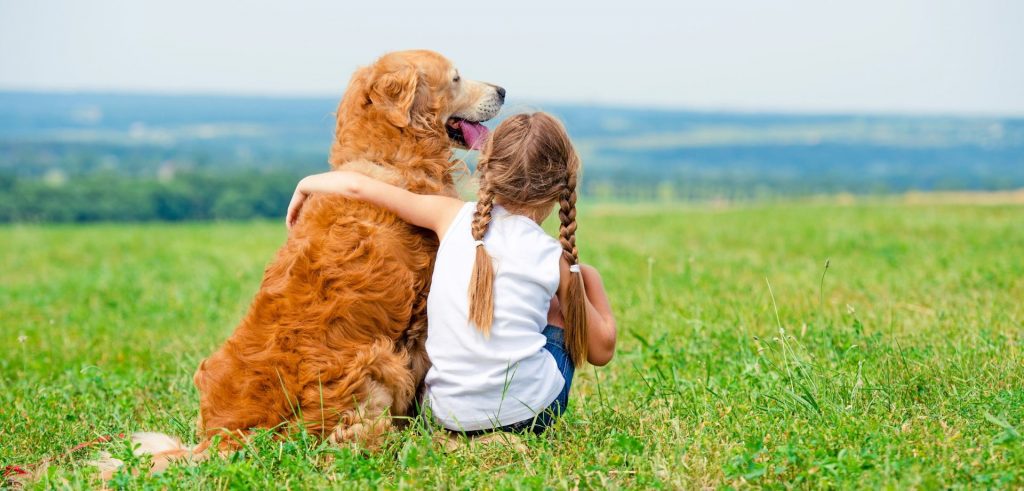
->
xmin=588 ymin=349 xmax=614 ymax=367
xmin=587 ymin=328 xmax=617 ymax=366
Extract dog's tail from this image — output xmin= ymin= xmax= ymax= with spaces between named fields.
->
xmin=92 ymin=432 xmax=202 ymax=480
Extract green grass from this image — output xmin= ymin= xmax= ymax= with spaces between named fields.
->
xmin=2 ymin=202 xmax=1022 ymax=489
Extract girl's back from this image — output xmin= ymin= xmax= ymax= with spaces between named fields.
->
xmin=425 ymin=202 xmax=565 ymax=430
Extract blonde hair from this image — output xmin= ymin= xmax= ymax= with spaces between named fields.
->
xmin=467 ymin=112 xmax=589 ymax=367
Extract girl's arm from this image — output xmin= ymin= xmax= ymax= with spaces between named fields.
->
xmin=556 ymin=261 xmax=617 ymax=366
xmin=287 ymin=170 xmax=464 ymax=239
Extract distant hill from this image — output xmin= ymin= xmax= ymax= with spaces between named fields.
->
xmin=2 ymin=91 xmax=1023 ymax=201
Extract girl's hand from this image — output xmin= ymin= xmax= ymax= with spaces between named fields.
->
xmin=286 ymin=171 xmax=360 ymax=229
xmin=286 ymin=179 xmax=311 ymax=229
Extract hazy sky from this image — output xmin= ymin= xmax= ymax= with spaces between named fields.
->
xmin=1 ymin=0 xmax=1022 ymax=115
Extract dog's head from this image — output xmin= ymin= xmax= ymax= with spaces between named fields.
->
xmin=343 ymin=50 xmax=505 ymax=151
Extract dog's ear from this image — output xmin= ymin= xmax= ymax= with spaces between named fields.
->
xmin=369 ymin=66 xmax=418 ymax=128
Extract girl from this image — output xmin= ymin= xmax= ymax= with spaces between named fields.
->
xmin=286 ymin=112 xmax=616 ymax=434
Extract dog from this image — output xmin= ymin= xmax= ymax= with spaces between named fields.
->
xmin=103 ymin=50 xmax=504 ymax=473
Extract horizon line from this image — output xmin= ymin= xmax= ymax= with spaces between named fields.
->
xmin=2 ymin=86 xmax=1022 ymax=120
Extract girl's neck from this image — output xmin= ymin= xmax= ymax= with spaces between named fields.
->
xmin=496 ymin=201 xmax=553 ymax=225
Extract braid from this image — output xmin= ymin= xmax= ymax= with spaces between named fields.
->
xmin=471 ymin=186 xmax=494 ymax=241
xmin=467 ymin=178 xmax=497 ymax=336
xmin=559 ymin=169 xmax=589 ymax=367
xmin=558 ymin=172 xmax=579 ymax=265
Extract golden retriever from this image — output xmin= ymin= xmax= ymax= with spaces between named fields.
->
xmin=103 ymin=51 xmax=504 ymax=470
xmin=195 ymin=49 xmax=503 ymax=445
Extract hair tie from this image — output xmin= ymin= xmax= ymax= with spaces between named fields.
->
xmin=474 ymin=240 xmax=485 ymax=247
xmin=569 ymin=264 xmax=581 ymax=273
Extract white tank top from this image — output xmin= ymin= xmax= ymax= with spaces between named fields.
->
xmin=425 ymin=202 xmax=565 ymax=430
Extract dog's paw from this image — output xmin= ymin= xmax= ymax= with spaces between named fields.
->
xmin=89 ymin=452 xmax=124 ymax=481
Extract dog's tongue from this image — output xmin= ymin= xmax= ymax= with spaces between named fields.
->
xmin=459 ymin=120 xmax=489 ymax=150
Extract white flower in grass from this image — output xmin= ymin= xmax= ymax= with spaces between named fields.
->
xmin=18 ymin=334 xmax=27 ymax=344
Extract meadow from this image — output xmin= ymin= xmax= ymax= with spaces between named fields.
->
xmin=1 ymin=201 xmax=1022 ymax=489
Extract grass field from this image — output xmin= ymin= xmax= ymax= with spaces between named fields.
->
xmin=2 ymin=202 xmax=1022 ymax=489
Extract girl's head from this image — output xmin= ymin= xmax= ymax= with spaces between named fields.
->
xmin=467 ymin=111 xmax=589 ymax=367
xmin=471 ymin=111 xmax=581 ymax=218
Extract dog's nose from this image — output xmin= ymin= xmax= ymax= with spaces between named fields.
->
xmin=495 ymin=86 xmax=506 ymax=103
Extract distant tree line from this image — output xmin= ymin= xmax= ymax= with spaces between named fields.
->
xmin=2 ymin=137 xmax=1022 ymax=223
xmin=4 ymin=167 xmax=1024 ymax=223
xmin=0 ymin=171 xmax=303 ymax=222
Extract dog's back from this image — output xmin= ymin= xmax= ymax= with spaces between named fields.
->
xmin=195 ymin=185 xmax=434 ymax=442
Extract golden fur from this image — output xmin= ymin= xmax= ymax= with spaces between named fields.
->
xmin=191 ymin=50 xmax=503 ymax=449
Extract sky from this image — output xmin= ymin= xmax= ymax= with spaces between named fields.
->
xmin=1 ymin=0 xmax=1022 ymax=115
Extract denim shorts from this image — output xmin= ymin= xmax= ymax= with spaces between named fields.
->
xmin=459 ymin=324 xmax=575 ymax=436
